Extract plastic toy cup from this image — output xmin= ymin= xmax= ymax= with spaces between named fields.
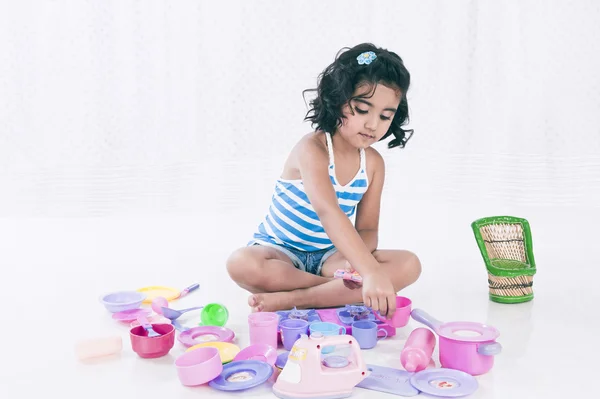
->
xmin=200 ymin=303 xmax=229 ymax=326
xmin=374 ymin=296 xmax=412 ymax=328
xmin=351 ymin=320 xmax=388 ymax=349
xmin=174 ymin=346 xmax=223 ymax=386
xmin=129 ymin=323 xmax=175 ymax=358
xmin=309 ymin=322 xmax=346 ymax=354
xmin=248 ymin=312 xmax=279 ymax=349
xmin=280 ymin=319 xmax=309 ymax=351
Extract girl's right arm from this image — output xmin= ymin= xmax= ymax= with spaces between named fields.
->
xmin=295 ymin=137 xmax=397 ymax=318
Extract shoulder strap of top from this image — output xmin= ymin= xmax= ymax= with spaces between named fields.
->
xmin=325 ymin=132 xmax=335 ymax=166
xmin=360 ymin=147 xmax=367 ymax=172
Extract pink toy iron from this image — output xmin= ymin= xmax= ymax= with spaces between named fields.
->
xmin=272 ymin=332 xmax=370 ymax=399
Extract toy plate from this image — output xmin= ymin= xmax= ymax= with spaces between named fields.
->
xmin=187 ymin=341 xmax=241 ymax=364
xmin=178 ymin=326 xmax=235 ymax=347
xmin=209 ymin=360 xmax=273 ymax=391
xmin=112 ymin=308 xmax=151 ymax=322
xmin=316 ymin=307 xmax=395 ymax=338
xmin=410 ymin=368 xmax=478 ymax=397
xmin=137 ymin=286 xmax=180 ymax=303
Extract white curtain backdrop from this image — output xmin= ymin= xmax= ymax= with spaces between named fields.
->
xmin=1 ymin=0 xmax=599 ymax=274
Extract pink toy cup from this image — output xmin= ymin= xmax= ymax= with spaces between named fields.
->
xmin=248 ymin=312 xmax=279 ymax=349
xmin=280 ymin=319 xmax=309 ymax=351
xmin=174 ymin=346 xmax=223 ymax=386
xmin=374 ymin=296 xmax=412 ymax=328
xmin=129 ymin=323 xmax=175 ymax=358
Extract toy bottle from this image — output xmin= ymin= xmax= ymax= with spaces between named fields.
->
xmin=400 ymin=327 xmax=436 ymax=372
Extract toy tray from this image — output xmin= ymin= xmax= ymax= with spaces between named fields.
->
xmin=316 ymin=307 xmax=396 ymax=338
xmin=275 ymin=308 xmax=321 ymax=327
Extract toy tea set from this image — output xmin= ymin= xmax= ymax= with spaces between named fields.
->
xmin=78 ymin=273 xmax=503 ymax=398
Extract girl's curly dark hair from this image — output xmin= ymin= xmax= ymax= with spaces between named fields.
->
xmin=303 ymin=43 xmax=413 ymax=149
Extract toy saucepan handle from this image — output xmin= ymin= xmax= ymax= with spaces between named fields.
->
xmin=410 ymin=309 xmax=444 ymax=334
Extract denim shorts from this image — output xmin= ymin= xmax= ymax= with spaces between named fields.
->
xmin=250 ymin=240 xmax=337 ymax=275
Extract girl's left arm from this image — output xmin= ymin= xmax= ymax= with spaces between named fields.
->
xmin=355 ymin=149 xmax=385 ymax=252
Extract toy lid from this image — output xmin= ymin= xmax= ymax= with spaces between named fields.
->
xmin=438 ymin=321 xmax=499 ymax=342
xmin=409 ymin=368 xmax=478 ymax=397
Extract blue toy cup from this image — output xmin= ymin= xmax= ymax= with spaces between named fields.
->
xmin=351 ymin=320 xmax=388 ymax=349
xmin=309 ymin=322 xmax=346 ymax=354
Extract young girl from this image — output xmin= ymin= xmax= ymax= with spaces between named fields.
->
xmin=226 ymin=43 xmax=422 ymax=318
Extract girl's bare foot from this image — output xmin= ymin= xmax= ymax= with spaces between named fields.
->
xmin=248 ymin=291 xmax=297 ymax=312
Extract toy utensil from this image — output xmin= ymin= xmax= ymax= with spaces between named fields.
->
xmin=172 ymin=320 xmax=190 ymax=332
xmin=178 ymin=283 xmax=199 ymax=298
xmin=161 ymin=306 xmax=204 ymax=321
xmin=137 ymin=314 xmax=161 ymax=337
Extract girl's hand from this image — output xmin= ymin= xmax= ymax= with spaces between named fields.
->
xmin=342 ymin=261 xmax=362 ymax=290
xmin=361 ymin=269 xmax=396 ymax=318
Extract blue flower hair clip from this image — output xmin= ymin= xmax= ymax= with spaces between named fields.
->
xmin=357 ymin=51 xmax=377 ymax=65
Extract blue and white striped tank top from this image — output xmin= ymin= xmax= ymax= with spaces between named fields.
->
xmin=249 ymin=132 xmax=369 ymax=252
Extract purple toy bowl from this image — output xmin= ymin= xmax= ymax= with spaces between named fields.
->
xmin=101 ymin=290 xmax=146 ymax=313
xmin=175 ymin=346 xmax=223 ymax=386
xmin=130 ymin=323 xmax=175 ymax=358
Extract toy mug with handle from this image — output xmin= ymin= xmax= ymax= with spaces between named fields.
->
xmin=373 ymin=296 xmax=412 ymax=328
xmin=351 ymin=320 xmax=387 ymax=349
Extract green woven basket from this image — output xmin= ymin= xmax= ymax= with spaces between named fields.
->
xmin=471 ymin=216 xmax=537 ymax=304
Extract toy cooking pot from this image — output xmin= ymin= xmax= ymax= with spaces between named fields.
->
xmin=411 ymin=309 xmax=502 ymax=376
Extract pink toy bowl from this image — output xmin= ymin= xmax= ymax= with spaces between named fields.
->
xmin=175 ymin=346 xmax=223 ymax=386
xmin=373 ymin=296 xmax=412 ymax=328
xmin=130 ymin=323 xmax=175 ymax=358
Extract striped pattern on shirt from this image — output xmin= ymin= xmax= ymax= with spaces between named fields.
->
xmin=249 ymin=132 xmax=369 ymax=252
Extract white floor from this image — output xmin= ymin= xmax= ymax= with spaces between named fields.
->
xmin=1 ymin=203 xmax=598 ymax=398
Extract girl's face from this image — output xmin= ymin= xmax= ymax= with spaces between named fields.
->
xmin=337 ymin=82 xmax=401 ymax=149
